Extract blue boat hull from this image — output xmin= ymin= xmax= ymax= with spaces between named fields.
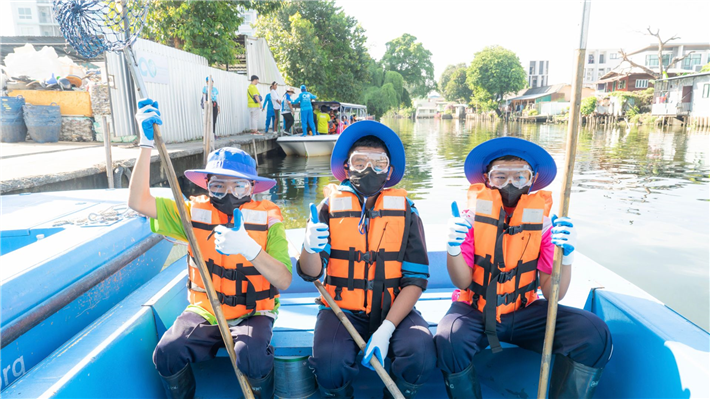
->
xmin=2 ymin=226 xmax=708 ymax=398
xmin=0 ymin=189 xmax=174 ymax=390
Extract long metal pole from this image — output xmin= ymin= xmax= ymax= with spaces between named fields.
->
xmin=314 ymin=281 xmax=405 ymax=399
xmin=122 ymin=47 xmax=255 ymax=399
xmin=536 ymin=1 xmax=591 ymax=398
xmin=101 ymin=115 xmax=114 ymax=189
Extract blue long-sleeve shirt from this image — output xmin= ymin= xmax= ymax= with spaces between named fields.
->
xmin=292 ymin=91 xmax=317 ymax=111
xmin=262 ymin=93 xmax=274 ymax=111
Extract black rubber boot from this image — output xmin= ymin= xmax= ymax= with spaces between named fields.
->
xmin=383 ymin=372 xmax=423 ymax=399
xmin=549 ymin=354 xmax=604 ymax=399
xmin=248 ymin=368 xmax=275 ymax=399
xmin=319 ymin=381 xmax=354 ymax=399
xmin=442 ymin=363 xmax=482 ymax=399
xmin=159 ymin=363 xmax=196 ymax=399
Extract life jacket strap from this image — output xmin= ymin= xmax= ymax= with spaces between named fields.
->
xmin=369 ymin=249 xmax=391 ymax=334
xmin=329 ymin=249 xmax=400 ymax=263
xmin=201 ymin=258 xmax=262 ymax=281
xmin=324 ymin=275 xmax=400 ymax=290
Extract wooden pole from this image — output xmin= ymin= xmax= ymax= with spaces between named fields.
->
xmin=101 ymin=115 xmax=114 ymax=189
xmin=314 ymin=280 xmax=405 ymax=399
xmin=203 ymin=75 xmax=214 ymax=165
xmin=537 ymin=1 xmax=590 ymax=398
xmin=123 ymin=48 xmax=255 ymax=399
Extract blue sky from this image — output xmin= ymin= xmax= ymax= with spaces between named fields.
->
xmin=337 ymin=0 xmax=710 ymax=85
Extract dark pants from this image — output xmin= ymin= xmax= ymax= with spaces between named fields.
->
xmin=153 ymin=311 xmax=274 ymax=380
xmin=310 ymin=308 xmax=436 ymax=390
xmin=282 ymin=112 xmax=294 ymax=132
xmin=435 ymin=300 xmax=612 ymax=374
xmin=212 ymin=102 xmax=219 ymax=134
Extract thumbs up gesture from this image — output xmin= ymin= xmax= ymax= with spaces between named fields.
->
xmin=214 ymin=208 xmax=262 ymax=261
xmin=303 ymin=203 xmax=329 ymax=254
xmin=447 ymin=202 xmax=472 ymax=257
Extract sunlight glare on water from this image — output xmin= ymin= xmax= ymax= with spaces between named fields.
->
xmin=254 ymin=118 xmax=710 ymax=331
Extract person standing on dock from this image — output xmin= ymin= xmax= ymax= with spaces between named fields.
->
xmin=247 ymin=75 xmax=262 ymax=134
xmin=281 ymin=88 xmax=295 ymax=134
xmin=261 ymin=82 xmax=280 ymax=134
xmin=434 ymin=137 xmax=612 ymax=399
xmin=315 ymin=105 xmax=331 ymax=135
xmin=292 ymin=84 xmax=318 ymax=136
xmin=298 ymin=121 xmax=436 ymax=398
xmin=128 ymin=99 xmax=292 ymax=399
xmin=201 ymin=77 xmax=219 ymax=135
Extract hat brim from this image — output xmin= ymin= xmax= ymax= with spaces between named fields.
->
xmin=184 ymin=168 xmax=276 ymax=194
xmin=330 ymin=121 xmax=405 ymax=188
xmin=464 ymin=137 xmax=557 ymax=191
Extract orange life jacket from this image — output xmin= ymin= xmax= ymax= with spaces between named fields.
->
xmin=455 ymin=183 xmax=552 ymax=352
xmin=187 ymin=196 xmax=282 ymax=320
xmin=324 ymin=186 xmax=410 ymax=332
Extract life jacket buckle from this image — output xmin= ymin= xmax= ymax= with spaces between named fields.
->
xmin=366 ymin=280 xmax=375 ymax=291
xmin=358 ymin=251 xmax=372 ymax=264
xmin=497 ymin=292 xmax=516 ymax=306
xmin=506 ymin=225 xmax=523 ymax=235
xmin=368 ymin=210 xmax=381 ymax=218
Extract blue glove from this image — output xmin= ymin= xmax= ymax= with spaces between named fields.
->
xmin=361 ymin=320 xmax=395 ymax=370
xmin=214 ymin=209 xmax=262 ymax=261
xmin=303 ymin=203 xmax=329 ymax=254
xmin=551 ymin=215 xmax=577 ymax=265
xmin=135 ymin=98 xmax=162 ymax=148
xmin=447 ymin=201 xmax=472 ymax=257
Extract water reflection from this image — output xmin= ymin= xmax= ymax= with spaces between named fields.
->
xmin=254 ymin=119 xmax=709 ymax=330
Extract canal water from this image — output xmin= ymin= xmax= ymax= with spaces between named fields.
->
xmin=251 ymin=118 xmax=709 ymax=331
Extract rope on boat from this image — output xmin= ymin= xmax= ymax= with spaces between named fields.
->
xmin=53 ymin=204 xmax=139 ymax=227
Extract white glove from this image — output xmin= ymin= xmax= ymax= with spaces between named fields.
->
xmin=551 ymin=215 xmax=577 ymax=265
xmin=135 ymin=98 xmax=162 ymax=148
xmin=304 ymin=203 xmax=329 ymax=254
xmin=214 ymin=209 xmax=262 ymax=261
xmin=447 ymin=201 xmax=472 ymax=257
xmin=361 ymin=319 xmax=395 ymax=370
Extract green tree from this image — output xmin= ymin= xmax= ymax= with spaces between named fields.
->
xmin=439 ymin=63 xmax=466 ymax=93
xmin=442 ymin=67 xmax=472 ymax=103
xmin=143 ymin=1 xmax=248 ymax=66
xmin=383 ymin=71 xmax=404 ymax=105
xmin=466 ymin=46 xmax=526 ymax=115
xmin=254 ymin=1 xmax=371 ymax=103
xmin=382 ymin=33 xmax=436 ymax=98
xmin=581 ymin=97 xmax=597 ymax=116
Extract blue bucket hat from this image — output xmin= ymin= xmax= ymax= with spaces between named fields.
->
xmin=185 ymin=147 xmax=276 ymax=194
xmin=331 ymin=121 xmax=405 ymax=188
xmin=300 ymin=85 xmax=306 ymax=92
xmin=464 ymin=137 xmax=557 ymax=191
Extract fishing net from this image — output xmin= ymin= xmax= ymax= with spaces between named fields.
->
xmin=52 ymin=0 xmax=150 ymax=59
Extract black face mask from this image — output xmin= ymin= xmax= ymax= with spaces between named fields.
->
xmin=349 ymin=167 xmax=389 ymax=197
xmin=498 ymin=184 xmax=530 ymax=208
xmin=210 ymin=194 xmax=252 ymax=216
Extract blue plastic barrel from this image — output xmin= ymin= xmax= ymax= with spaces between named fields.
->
xmin=1 ymin=96 xmax=27 ymax=143
xmin=23 ymin=102 xmax=62 ymax=143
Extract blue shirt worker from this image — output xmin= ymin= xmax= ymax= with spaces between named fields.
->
xmin=434 ymin=137 xmax=612 ymax=399
xmin=262 ymin=84 xmax=278 ymax=134
xmin=127 ymin=99 xmax=292 ymax=399
xmin=201 ymin=77 xmax=219 ymax=134
xmin=298 ymin=121 xmax=436 ymax=398
xmin=292 ymin=84 xmax=318 ymax=136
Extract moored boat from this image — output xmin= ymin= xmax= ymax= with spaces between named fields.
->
xmin=2 ymin=222 xmax=707 ymax=398
xmin=0 ymin=188 xmax=176 ymax=390
xmin=276 ymin=134 xmax=339 ymax=157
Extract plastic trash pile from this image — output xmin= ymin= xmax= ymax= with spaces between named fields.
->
xmin=2 ymin=44 xmax=98 ymax=93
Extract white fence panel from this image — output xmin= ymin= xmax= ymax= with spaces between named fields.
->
xmin=107 ymin=39 xmax=288 ymax=143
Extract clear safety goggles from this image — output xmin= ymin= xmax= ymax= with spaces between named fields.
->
xmin=348 ymin=151 xmax=390 ymax=174
xmin=207 ymin=178 xmax=252 ymax=199
xmin=487 ymin=165 xmax=534 ymax=189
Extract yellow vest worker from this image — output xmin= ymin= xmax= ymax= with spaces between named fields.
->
xmin=316 ymin=106 xmax=330 ymax=134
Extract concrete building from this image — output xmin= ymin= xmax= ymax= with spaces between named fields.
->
xmin=626 ymin=43 xmax=710 ymax=73
xmin=526 ymin=60 xmax=549 ymax=88
xmin=584 ymin=49 xmax=622 ymax=87
xmin=237 ymin=9 xmax=258 ymax=37
xmin=652 ymin=72 xmax=710 ymax=120
xmin=4 ymin=0 xmax=62 ymax=37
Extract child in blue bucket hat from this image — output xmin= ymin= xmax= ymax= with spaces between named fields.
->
xmin=434 ymin=137 xmax=612 ymax=399
xmin=298 ymin=120 xmax=436 ymax=398
xmin=127 ymin=98 xmax=292 ymax=399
